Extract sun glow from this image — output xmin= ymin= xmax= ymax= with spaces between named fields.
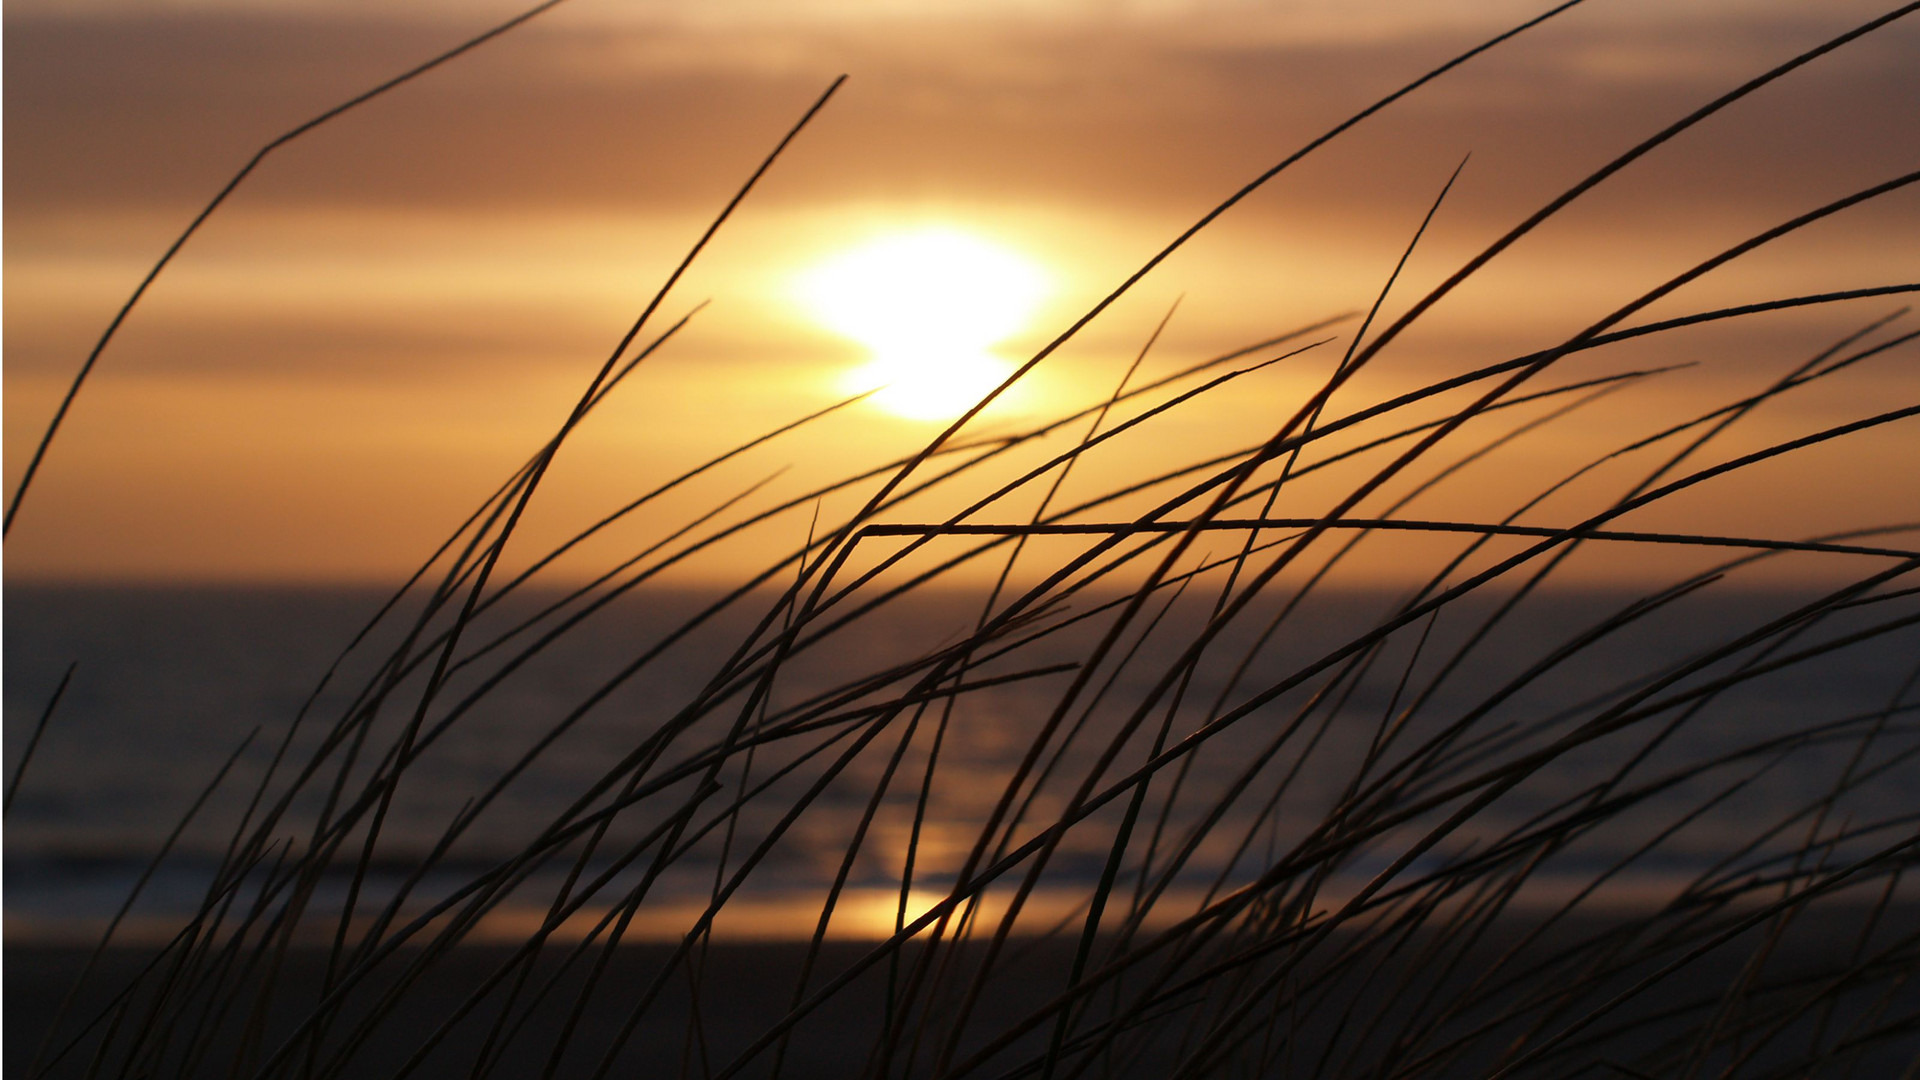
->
xmin=795 ymin=227 xmax=1051 ymax=421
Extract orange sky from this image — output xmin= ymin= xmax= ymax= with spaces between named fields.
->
xmin=5 ymin=0 xmax=1917 ymax=584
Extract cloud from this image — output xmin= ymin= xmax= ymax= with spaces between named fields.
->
xmin=7 ymin=4 xmax=1914 ymax=222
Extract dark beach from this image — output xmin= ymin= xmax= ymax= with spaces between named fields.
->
xmin=13 ymin=904 xmax=1918 ymax=1079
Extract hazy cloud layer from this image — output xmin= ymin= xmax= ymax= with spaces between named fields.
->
xmin=9 ymin=5 xmax=1916 ymax=217
xmin=6 ymin=2 xmax=1916 ymax=581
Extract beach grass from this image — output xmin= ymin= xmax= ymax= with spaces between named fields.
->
xmin=7 ymin=2 xmax=1920 ymax=1077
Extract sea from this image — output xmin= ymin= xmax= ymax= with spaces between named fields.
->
xmin=6 ymin=581 xmax=1916 ymax=946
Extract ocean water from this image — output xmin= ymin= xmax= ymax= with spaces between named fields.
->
xmin=6 ymin=581 xmax=1917 ymax=945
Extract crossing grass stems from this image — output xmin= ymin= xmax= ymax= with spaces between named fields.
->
xmin=9 ymin=1 xmax=1920 ymax=1077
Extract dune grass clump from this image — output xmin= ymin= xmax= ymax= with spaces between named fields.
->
xmin=7 ymin=2 xmax=1920 ymax=1077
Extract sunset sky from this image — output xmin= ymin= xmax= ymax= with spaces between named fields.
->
xmin=5 ymin=0 xmax=1916 ymax=584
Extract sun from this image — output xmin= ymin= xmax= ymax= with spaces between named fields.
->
xmin=794 ymin=227 xmax=1051 ymax=421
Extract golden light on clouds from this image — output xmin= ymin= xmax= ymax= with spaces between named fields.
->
xmin=792 ymin=226 xmax=1051 ymax=421
xmin=5 ymin=2 xmax=1915 ymax=582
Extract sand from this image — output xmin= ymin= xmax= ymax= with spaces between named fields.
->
xmin=9 ymin=907 xmax=1917 ymax=1078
